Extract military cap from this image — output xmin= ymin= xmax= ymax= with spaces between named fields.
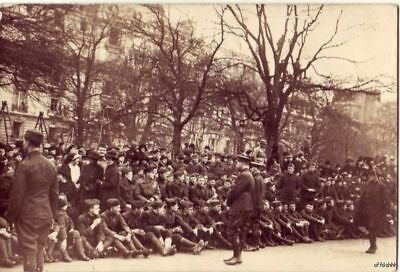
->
xmin=237 ymin=154 xmax=250 ymax=163
xmin=287 ymin=200 xmax=296 ymax=205
xmin=158 ymin=167 xmax=170 ymax=175
xmin=180 ymin=200 xmax=194 ymax=209
xmin=160 ymin=155 xmax=168 ymax=161
xmin=272 ymin=200 xmax=282 ymax=207
xmin=86 ymin=150 xmax=102 ymax=161
xmin=337 ymin=200 xmax=345 ymax=207
xmin=177 ymin=153 xmax=185 ymax=160
xmin=121 ymin=166 xmax=133 ymax=176
xmin=214 ymin=153 xmax=224 ymax=158
xmin=174 ymin=168 xmax=185 ymax=177
xmin=144 ymin=163 xmax=158 ymax=173
xmin=138 ymin=144 xmax=147 ymax=151
xmin=24 ymin=129 xmax=44 ymax=146
xmin=165 ymin=197 xmax=178 ymax=207
xmin=107 ymin=149 xmax=119 ymax=160
xmin=208 ymin=199 xmax=221 ymax=207
xmin=105 ymin=198 xmax=120 ymax=209
xmin=150 ymin=200 xmax=164 ymax=209
xmin=84 ymin=198 xmax=100 ymax=209
xmin=313 ymin=198 xmax=324 ymax=206
xmin=191 ymin=153 xmax=199 ymax=159
xmin=250 ymin=161 xmax=264 ymax=168
xmin=324 ymin=196 xmax=333 ymax=203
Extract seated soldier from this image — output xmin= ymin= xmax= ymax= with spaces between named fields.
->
xmin=332 ymin=200 xmax=360 ymax=239
xmin=163 ymin=198 xmax=204 ymax=254
xmin=46 ymin=195 xmax=89 ymax=263
xmin=76 ymin=199 xmax=109 ymax=259
xmin=135 ymin=164 xmax=161 ymax=202
xmin=265 ymin=201 xmax=294 ymax=246
xmin=101 ymin=198 xmax=147 ymax=258
xmin=300 ymin=201 xmax=326 ymax=242
xmin=206 ymin=200 xmax=232 ymax=249
xmin=122 ymin=200 xmax=154 ymax=256
xmin=321 ymin=197 xmax=345 ymax=240
xmin=0 ymin=216 xmax=17 ymax=267
xmin=141 ymin=200 xmax=177 ymax=256
xmin=285 ymin=201 xmax=313 ymax=243
xmin=281 ymin=203 xmax=312 ymax=243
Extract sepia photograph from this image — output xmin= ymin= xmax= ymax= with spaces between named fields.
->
xmin=0 ymin=3 xmax=397 ymax=272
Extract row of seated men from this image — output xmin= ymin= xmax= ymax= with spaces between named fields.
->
xmin=0 ymin=193 xmax=396 ymax=267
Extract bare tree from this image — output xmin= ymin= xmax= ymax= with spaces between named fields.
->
xmin=220 ymin=4 xmax=379 ymax=158
xmin=129 ymin=5 xmax=224 ymax=155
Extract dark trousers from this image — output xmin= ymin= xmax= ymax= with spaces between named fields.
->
xmin=16 ymin=218 xmax=52 ymax=272
xmin=227 ymin=211 xmax=251 ymax=258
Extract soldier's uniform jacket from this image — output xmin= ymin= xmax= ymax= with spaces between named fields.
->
xmin=355 ymin=180 xmax=389 ymax=229
xmin=101 ymin=210 xmax=130 ymax=236
xmin=99 ymin=163 xmax=120 ymax=204
xmin=122 ymin=210 xmax=144 ymax=229
xmin=141 ymin=210 xmax=164 ymax=227
xmin=186 ymin=162 xmax=206 ymax=175
xmin=226 ymin=169 xmax=255 ymax=213
xmin=300 ymin=209 xmax=323 ymax=224
xmin=54 ymin=209 xmax=75 ymax=240
xmin=119 ymin=177 xmax=136 ymax=206
xmin=300 ymin=171 xmax=321 ymax=192
xmin=76 ymin=212 xmax=105 ymax=242
xmin=135 ymin=178 xmax=161 ymax=200
xmin=166 ymin=181 xmax=189 ymax=199
xmin=7 ymin=150 xmax=58 ymax=223
xmin=252 ymin=173 xmax=265 ymax=214
xmin=208 ymin=162 xmax=225 ymax=179
xmin=78 ymin=163 xmax=103 ymax=202
xmin=189 ymin=185 xmax=210 ymax=206
xmin=260 ymin=209 xmax=280 ymax=231
xmin=278 ymin=172 xmax=299 ymax=202
xmin=196 ymin=209 xmax=215 ymax=228
xmin=333 ymin=206 xmax=352 ymax=225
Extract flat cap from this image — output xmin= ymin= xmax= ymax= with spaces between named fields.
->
xmin=84 ymin=198 xmax=100 ymax=209
xmin=236 ymin=154 xmax=250 ymax=163
xmin=106 ymin=198 xmax=120 ymax=209
xmin=180 ymin=200 xmax=194 ymax=209
xmin=151 ymin=200 xmax=164 ymax=208
xmin=24 ymin=129 xmax=43 ymax=146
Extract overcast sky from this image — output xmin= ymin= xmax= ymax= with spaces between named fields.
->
xmin=163 ymin=4 xmax=397 ymax=102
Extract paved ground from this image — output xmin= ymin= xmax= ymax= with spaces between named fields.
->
xmin=3 ymin=237 xmax=397 ymax=272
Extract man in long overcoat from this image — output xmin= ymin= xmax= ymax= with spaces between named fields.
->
xmin=7 ymin=129 xmax=59 ymax=272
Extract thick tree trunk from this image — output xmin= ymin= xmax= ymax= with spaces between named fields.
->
xmin=172 ymin=123 xmax=183 ymax=157
xmin=263 ymin=117 xmax=280 ymax=167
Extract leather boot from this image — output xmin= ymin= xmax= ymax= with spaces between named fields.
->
xmin=114 ymin=239 xmax=132 ymax=258
xmin=23 ymin=253 xmax=37 ymax=272
xmin=74 ymin=237 xmax=90 ymax=261
xmin=148 ymin=234 xmax=167 ymax=256
xmin=60 ymin=248 xmax=73 ymax=262
xmin=45 ymin=240 xmax=56 ymax=263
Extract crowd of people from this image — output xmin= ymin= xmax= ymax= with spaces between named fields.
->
xmin=0 ymin=133 xmax=397 ymax=269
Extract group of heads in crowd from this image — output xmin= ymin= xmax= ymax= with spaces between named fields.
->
xmin=0 ymin=139 xmax=397 ymax=267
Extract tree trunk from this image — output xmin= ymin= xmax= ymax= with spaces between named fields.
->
xmin=139 ymin=112 xmax=155 ymax=145
xmin=172 ymin=123 xmax=183 ymax=157
xmin=76 ymin=105 xmax=85 ymax=146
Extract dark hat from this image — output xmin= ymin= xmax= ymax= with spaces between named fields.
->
xmin=138 ymin=144 xmax=147 ymax=151
xmin=160 ymin=155 xmax=168 ymax=161
xmin=106 ymin=198 xmax=120 ymax=209
xmin=144 ymin=163 xmax=157 ymax=173
xmin=214 ymin=153 xmax=224 ymax=158
xmin=337 ymin=200 xmax=345 ymax=207
xmin=177 ymin=153 xmax=185 ymax=160
xmin=208 ymin=199 xmax=220 ymax=207
xmin=86 ymin=150 xmax=102 ymax=161
xmin=165 ymin=197 xmax=178 ymax=207
xmin=345 ymin=200 xmax=353 ymax=205
xmin=180 ymin=200 xmax=194 ymax=209
xmin=324 ymin=196 xmax=333 ymax=203
xmin=24 ymin=129 xmax=43 ymax=146
xmin=107 ymin=149 xmax=119 ymax=160
xmin=84 ymin=198 xmax=100 ymax=209
xmin=158 ymin=167 xmax=170 ymax=175
xmin=288 ymin=200 xmax=296 ymax=205
xmin=174 ymin=168 xmax=185 ymax=177
xmin=272 ymin=200 xmax=282 ymax=207
xmin=151 ymin=200 xmax=164 ymax=208
xmin=250 ymin=161 xmax=264 ymax=168
xmin=121 ymin=166 xmax=133 ymax=176
xmin=191 ymin=153 xmax=199 ymax=159
xmin=237 ymin=154 xmax=250 ymax=163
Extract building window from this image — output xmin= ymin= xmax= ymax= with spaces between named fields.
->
xmin=50 ymin=98 xmax=59 ymax=112
xmin=109 ymin=27 xmax=121 ymax=46
xmin=12 ymin=121 xmax=22 ymax=138
xmin=12 ymin=91 xmax=28 ymax=113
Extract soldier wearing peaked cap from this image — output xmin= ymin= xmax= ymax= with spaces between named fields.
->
xmin=7 ymin=129 xmax=59 ymax=272
xmin=224 ymin=154 xmax=255 ymax=265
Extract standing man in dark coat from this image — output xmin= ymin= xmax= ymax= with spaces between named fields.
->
xmin=99 ymin=150 xmax=120 ymax=206
xmin=77 ymin=151 xmax=103 ymax=210
xmin=223 ymin=154 xmax=254 ymax=265
xmin=355 ymin=170 xmax=389 ymax=254
xmin=7 ymin=129 xmax=59 ymax=272
xmin=278 ymin=163 xmax=300 ymax=204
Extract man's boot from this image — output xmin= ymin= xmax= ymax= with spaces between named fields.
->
xmin=45 ymin=240 xmax=56 ymax=263
xmin=60 ymin=247 xmax=73 ymax=262
xmin=114 ymin=239 xmax=133 ymax=258
xmin=74 ymin=237 xmax=90 ymax=261
xmin=148 ymin=234 xmax=167 ymax=256
xmin=366 ymin=231 xmax=377 ymax=254
xmin=23 ymin=253 xmax=37 ymax=272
